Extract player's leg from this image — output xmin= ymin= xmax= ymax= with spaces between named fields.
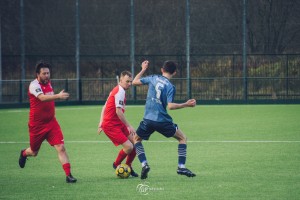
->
xmin=54 ymin=143 xmax=69 ymax=164
xmin=113 ymin=124 xmax=134 ymax=168
xmin=48 ymin=119 xmax=77 ymax=183
xmin=53 ymin=144 xmax=77 ymax=183
xmin=19 ymin=127 xmax=45 ymax=168
xmin=134 ymin=120 xmax=153 ymax=167
xmin=114 ymin=139 xmax=133 ymax=167
xmin=134 ymin=120 xmax=154 ymax=179
xmin=134 ymin=135 xmax=150 ymax=179
xmin=125 ymin=134 xmax=138 ymax=177
xmin=156 ymin=121 xmax=195 ymax=177
xmin=19 ymin=147 xmax=39 ymax=168
xmin=21 ymin=147 xmax=39 ymax=157
xmin=102 ymin=125 xmax=135 ymax=176
xmin=173 ymin=127 xmax=187 ymax=168
xmin=173 ymin=128 xmax=196 ymax=177
xmin=126 ymin=134 xmax=136 ymax=166
xmin=134 ymin=120 xmax=155 ymax=179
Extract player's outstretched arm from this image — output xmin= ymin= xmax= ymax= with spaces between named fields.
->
xmin=37 ymin=89 xmax=69 ymax=102
xmin=167 ymin=99 xmax=196 ymax=110
xmin=132 ymin=60 xmax=149 ymax=86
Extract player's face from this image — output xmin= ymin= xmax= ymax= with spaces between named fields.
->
xmin=120 ymin=75 xmax=132 ymax=90
xmin=37 ymin=68 xmax=50 ymax=84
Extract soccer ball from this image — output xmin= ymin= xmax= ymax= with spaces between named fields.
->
xmin=115 ymin=164 xmax=131 ymax=179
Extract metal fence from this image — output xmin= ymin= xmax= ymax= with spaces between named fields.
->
xmin=1 ymin=1 xmax=300 ymax=105
xmin=1 ymin=53 xmax=299 ymax=105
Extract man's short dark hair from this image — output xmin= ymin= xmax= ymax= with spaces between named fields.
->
xmin=162 ymin=61 xmax=177 ymax=74
xmin=120 ymin=70 xmax=132 ymax=78
xmin=35 ymin=60 xmax=51 ymax=74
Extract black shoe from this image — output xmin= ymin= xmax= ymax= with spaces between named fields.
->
xmin=130 ymin=168 xmax=139 ymax=177
xmin=113 ymin=162 xmax=117 ymax=169
xmin=177 ymin=167 xmax=196 ymax=177
xmin=19 ymin=149 xmax=27 ymax=168
xmin=66 ymin=174 xmax=77 ymax=183
xmin=141 ymin=164 xmax=150 ymax=180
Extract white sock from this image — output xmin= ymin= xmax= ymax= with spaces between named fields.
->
xmin=178 ymin=164 xmax=185 ymax=168
xmin=142 ymin=161 xmax=148 ymax=167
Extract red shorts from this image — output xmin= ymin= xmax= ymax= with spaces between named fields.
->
xmin=102 ymin=123 xmax=130 ymax=146
xmin=28 ymin=118 xmax=64 ymax=152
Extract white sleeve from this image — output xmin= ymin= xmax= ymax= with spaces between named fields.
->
xmin=29 ymin=80 xmax=43 ymax=97
xmin=115 ymin=86 xmax=125 ymax=108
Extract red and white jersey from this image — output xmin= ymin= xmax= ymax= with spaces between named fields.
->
xmin=28 ymin=79 xmax=55 ymax=126
xmin=102 ymin=85 xmax=126 ymax=127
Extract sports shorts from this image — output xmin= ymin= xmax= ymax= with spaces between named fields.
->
xmin=102 ymin=123 xmax=130 ymax=146
xmin=28 ymin=118 xmax=64 ymax=152
xmin=136 ymin=119 xmax=178 ymax=140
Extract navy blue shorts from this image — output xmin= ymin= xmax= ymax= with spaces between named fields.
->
xmin=136 ymin=119 xmax=178 ymax=140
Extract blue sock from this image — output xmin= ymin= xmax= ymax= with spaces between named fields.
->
xmin=178 ymin=144 xmax=187 ymax=168
xmin=134 ymin=142 xmax=147 ymax=166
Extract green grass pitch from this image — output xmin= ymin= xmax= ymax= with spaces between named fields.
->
xmin=0 ymin=104 xmax=300 ymax=199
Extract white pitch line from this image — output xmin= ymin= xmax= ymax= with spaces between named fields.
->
xmin=0 ymin=140 xmax=300 ymax=144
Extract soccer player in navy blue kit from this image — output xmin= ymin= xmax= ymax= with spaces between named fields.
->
xmin=132 ymin=60 xmax=196 ymax=179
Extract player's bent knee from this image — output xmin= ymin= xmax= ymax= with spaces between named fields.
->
xmin=32 ymin=151 xmax=38 ymax=157
xmin=60 ymin=146 xmax=66 ymax=153
xmin=55 ymin=144 xmax=66 ymax=153
xmin=183 ymin=136 xmax=188 ymax=143
xmin=174 ymin=130 xmax=187 ymax=143
xmin=134 ymin=135 xmax=142 ymax=143
xmin=126 ymin=144 xmax=134 ymax=153
xmin=179 ymin=137 xmax=187 ymax=144
xmin=179 ymin=136 xmax=187 ymax=144
xmin=123 ymin=141 xmax=133 ymax=154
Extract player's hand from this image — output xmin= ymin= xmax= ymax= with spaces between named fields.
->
xmin=97 ymin=123 xmax=103 ymax=134
xmin=127 ymin=125 xmax=136 ymax=136
xmin=58 ymin=90 xmax=69 ymax=100
xmin=141 ymin=60 xmax=149 ymax=71
xmin=186 ymin=99 xmax=196 ymax=107
xmin=97 ymin=127 xmax=103 ymax=135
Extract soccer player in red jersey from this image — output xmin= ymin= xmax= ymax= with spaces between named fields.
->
xmin=98 ymin=71 xmax=138 ymax=177
xmin=18 ymin=61 xmax=77 ymax=183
